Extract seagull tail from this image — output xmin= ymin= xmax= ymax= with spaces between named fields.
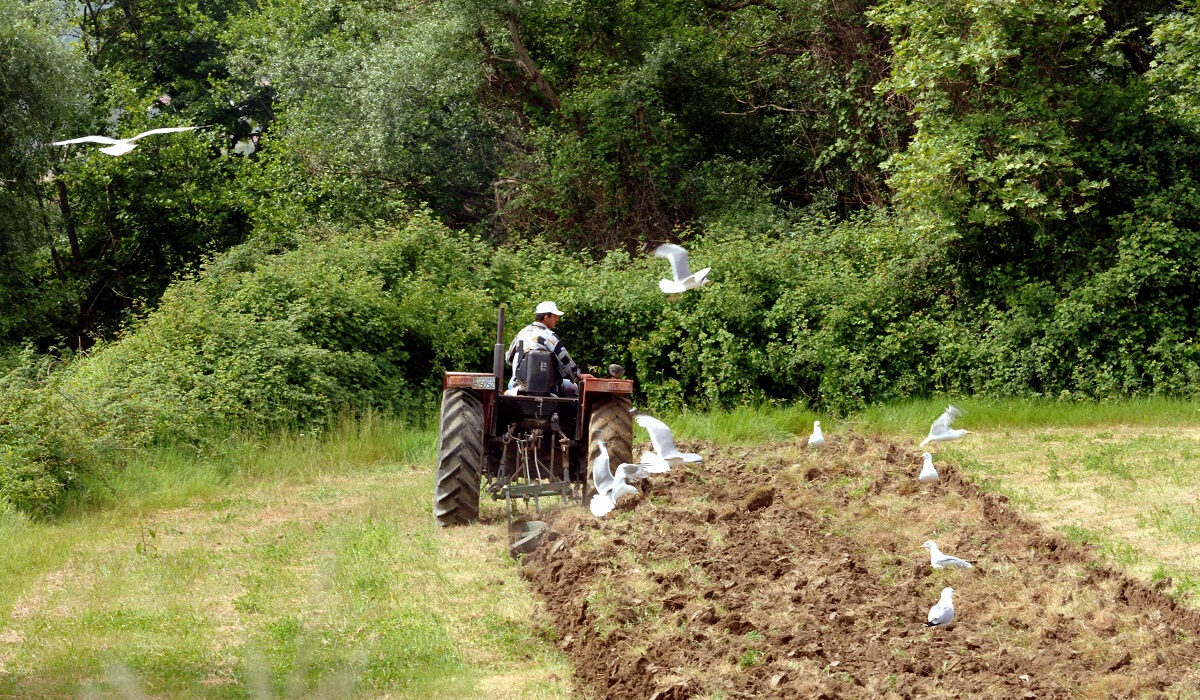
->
xmin=589 ymin=495 xmax=615 ymax=518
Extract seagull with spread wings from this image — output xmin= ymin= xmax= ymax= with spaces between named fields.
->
xmin=51 ymin=126 xmax=201 ymax=156
xmin=919 ymin=404 xmax=970 ymax=447
xmin=634 ymin=413 xmax=703 ymax=466
xmin=589 ymin=440 xmax=650 ymax=517
xmin=653 ymin=243 xmax=711 ymax=294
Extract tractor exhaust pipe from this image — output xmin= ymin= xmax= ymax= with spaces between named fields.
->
xmin=493 ymin=305 xmax=506 ymax=391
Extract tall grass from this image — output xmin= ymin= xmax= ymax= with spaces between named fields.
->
xmin=648 ymin=396 xmax=1200 ymax=447
xmin=850 ymin=396 xmax=1200 ymax=438
xmin=61 ymin=411 xmax=435 ymax=516
xmin=659 ymin=403 xmax=817 ymax=444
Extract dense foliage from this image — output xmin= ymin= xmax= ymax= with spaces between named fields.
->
xmin=3 ymin=0 xmax=1200 ymax=513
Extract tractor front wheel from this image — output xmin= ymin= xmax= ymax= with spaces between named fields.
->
xmin=434 ymin=389 xmax=484 ymax=527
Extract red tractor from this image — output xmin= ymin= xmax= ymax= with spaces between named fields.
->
xmin=434 ymin=307 xmax=635 ymax=526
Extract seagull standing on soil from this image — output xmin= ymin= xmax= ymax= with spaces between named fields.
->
xmin=918 ymin=453 xmax=940 ymax=483
xmin=51 ymin=126 xmax=201 ymax=156
xmin=635 ymin=414 xmax=703 ymax=466
xmin=924 ymin=587 xmax=955 ymax=627
xmin=589 ymin=441 xmax=646 ymax=517
xmin=808 ymin=421 xmax=825 ymax=447
xmin=919 ymin=404 xmax=969 ymax=448
xmin=920 ymin=541 xmax=974 ymax=570
xmin=653 ymin=243 xmax=711 ymax=294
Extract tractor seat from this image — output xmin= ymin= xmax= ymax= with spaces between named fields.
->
xmin=518 ymin=349 xmax=557 ymax=396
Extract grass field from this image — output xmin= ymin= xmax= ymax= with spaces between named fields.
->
xmin=0 ymin=414 xmax=573 ymax=698
xmin=2 ymin=398 xmax=1199 ymax=696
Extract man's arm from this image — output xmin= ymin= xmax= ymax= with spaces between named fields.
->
xmin=548 ymin=335 xmax=582 ymax=382
xmin=505 ymin=336 xmax=520 ymax=367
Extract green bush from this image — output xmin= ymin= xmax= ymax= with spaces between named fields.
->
xmin=5 ymin=198 xmax=1200 ymax=516
xmin=0 ymin=210 xmax=498 ymax=513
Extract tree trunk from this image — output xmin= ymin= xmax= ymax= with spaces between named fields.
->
xmin=504 ymin=10 xmax=561 ymax=112
xmin=55 ymin=179 xmax=84 ymax=274
xmin=35 ymin=187 xmax=65 ymax=280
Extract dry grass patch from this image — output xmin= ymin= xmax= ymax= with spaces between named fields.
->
xmin=934 ymin=426 xmax=1200 ymax=602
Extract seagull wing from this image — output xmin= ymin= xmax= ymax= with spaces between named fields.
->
xmin=635 ymin=413 xmax=678 ymax=458
xmin=127 ymin=126 xmax=201 ymax=142
xmin=616 ymin=463 xmax=650 ymax=483
xmin=931 ymin=404 xmax=964 ymax=432
xmin=51 ymin=135 xmax=121 ymax=146
xmin=640 ymin=451 xmax=671 ymax=474
xmin=591 ymin=442 xmax=615 ymax=497
xmin=654 ymin=243 xmax=692 ymax=282
xmin=934 ymin=554 xmax=973 ymax=569
xmin=926 ymin=601 xmax=954 ymax=626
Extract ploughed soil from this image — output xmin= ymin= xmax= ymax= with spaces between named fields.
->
xmin=520 ymin=435 xmax=1200 ymax=699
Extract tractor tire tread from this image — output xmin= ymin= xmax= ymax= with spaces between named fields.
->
xmin=434 ymin=389 xmax=484 ymax=527
xmin=585 ymin=396 xmax=634 ymax=503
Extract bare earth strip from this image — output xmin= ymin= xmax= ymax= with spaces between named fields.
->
xmin=524 ymin=435 xmax=1200 ymax=699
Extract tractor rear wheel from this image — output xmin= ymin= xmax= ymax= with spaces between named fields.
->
xmin=434 ymin=389 xmax=484 ymax=527
xmin=585 ymin=396 xmax=634 ymax=504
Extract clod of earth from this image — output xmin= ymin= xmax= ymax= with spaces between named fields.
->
xmin=523 ymin=435 xmax=1200 ymax=699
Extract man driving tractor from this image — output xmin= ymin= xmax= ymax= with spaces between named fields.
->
xmin=505 ymin=301 xmax=582 ymax=396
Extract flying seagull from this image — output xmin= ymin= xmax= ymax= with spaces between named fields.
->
xmin=808 ymin=420 xmax=825 ymax=447
xmin=918 ymin=452 xmax=940 ymax=483
xmin=654 ymin=243 xmax=711 ymax=294
xmin=634 ymin=413 xmax=703 ymax=466
xmin=924 ymin=587 xmax=955 ymax=627
xmin=589 ymin=440 xmax=645 ymax=517
xmin=920 ymin=540 xmax=974 ymax=570
xmin=919 ymin=404 xmax=969 ymax=447
xmin=51 ymin=126 xmax=201 ymax=156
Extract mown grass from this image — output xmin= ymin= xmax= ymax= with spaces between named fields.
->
xmin=661 ymin=404 xmax=816 ymax=444
xmin=0 ymin=413 xmax=573 ymax=698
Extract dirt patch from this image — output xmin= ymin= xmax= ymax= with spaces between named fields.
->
xmin=523 ymin=435 xmax=1200 ymax=699
xmin=8 ymin=560 xmax=82 ymax=622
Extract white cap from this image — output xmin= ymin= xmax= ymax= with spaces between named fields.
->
xmin=536 ymin=301 xmax=564 ymax=316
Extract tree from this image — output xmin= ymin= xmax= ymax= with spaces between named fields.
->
xmin=0 ymin=0 xmax=90 ymax=340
